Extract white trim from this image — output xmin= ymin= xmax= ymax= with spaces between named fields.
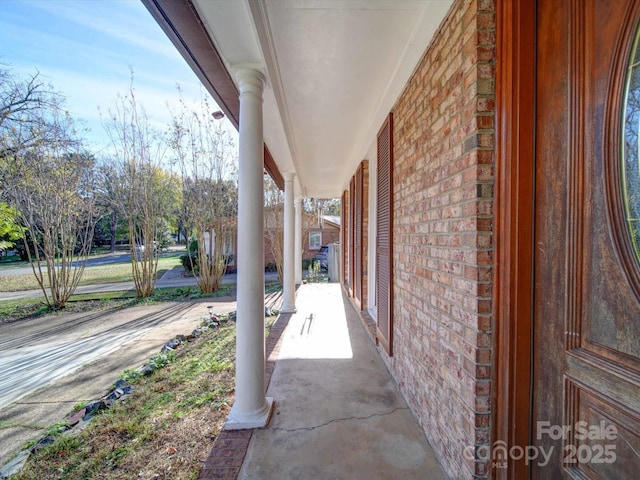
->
xmin=295 ymin=199 xmax=302 ymax=284
xmin=367 ymin=146 xmax=378 ymax=321
xmin=282 ymin=173 xmax=297 ymax=313
xmin=225 ymin=397 xmax=274 ymax=430
xmin=227 ymin=68 xmax=272 ymax=430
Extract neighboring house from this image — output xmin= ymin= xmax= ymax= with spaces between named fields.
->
xmin=146 ymin=1 xmax=640 ymax=479
xmin=218 ymin=206 xmax=340 ymax=271
xmin=301 ymin=215 xmax=340 ymax=262
xmin=203 ymin=230 xmax=236 ymax=271
xmin=264 ymin=211 xmax=340 ymax=267
xmin=219 ymin=207 xmax=340 ymax=269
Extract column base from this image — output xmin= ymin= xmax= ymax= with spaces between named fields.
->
xmin=280 ymin=306 xmax=297 ymax=314
xmin=224 ymin=397 xmax=275 ymax=430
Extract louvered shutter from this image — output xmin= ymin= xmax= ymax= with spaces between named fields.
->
xmin=349 ymin=177 xmax=355 ymax=297
xmin=376 ymin=113 xmax=393 ymax=356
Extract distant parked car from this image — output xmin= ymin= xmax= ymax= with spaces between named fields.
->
xmin=315 ymin=245 xmax=328 ymax=270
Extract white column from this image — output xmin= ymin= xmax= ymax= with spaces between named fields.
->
xmin=295 ymin=198 xmax=302 ymax=285
xmin=226 ymin=68 xmax=273 ymax=430
xmin=281 ymin=173 xmax=297 ymax=312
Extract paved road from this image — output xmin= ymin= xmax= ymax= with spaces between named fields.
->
xmin=0 ymin=252 xmax=134 ymax=277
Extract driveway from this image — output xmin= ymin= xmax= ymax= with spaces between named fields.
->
xmin=0 ymin=302 xmax=197 ymax=409
xmin=0 ymin=297 xmax=238 ymax=468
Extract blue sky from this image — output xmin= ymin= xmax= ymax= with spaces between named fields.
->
xmin=0 ymin=0 xmax=222 ymax=155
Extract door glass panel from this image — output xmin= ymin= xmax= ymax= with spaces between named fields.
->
xmin=622 ymin=24 xmax=640 ymax=264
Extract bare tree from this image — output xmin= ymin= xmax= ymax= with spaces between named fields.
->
xmin=103 ymin=81 xmax=175 ymax=298
xmin=264 ymin=180 xmax=339 ymax=282
xmin=168 ymin=94 xmax=238 ymax=293
xmin=1 ymin=101 xmax=98 ymax=308
xmin=0 ymin=67 xmax=59 ymax=158
xmin=302 ymin=197 xmax=341 ymax=220
xmin=264 ymin=175 xmax=285 ymax=283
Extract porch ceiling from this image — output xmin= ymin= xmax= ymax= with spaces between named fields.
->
xmin=144 ymin=0 xmax=453 ymax=198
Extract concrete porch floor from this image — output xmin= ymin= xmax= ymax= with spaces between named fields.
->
xmin=221 ymin=282 xmax=449 ymax=479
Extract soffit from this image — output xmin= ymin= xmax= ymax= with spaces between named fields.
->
xmin=189 ymin=0 xmax=453 ymax=198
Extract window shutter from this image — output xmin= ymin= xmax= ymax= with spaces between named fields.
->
xmin=349 ymin=177 xmax=356 ymax=297
xmin=376 ymin=113 xmax=393 ymax=356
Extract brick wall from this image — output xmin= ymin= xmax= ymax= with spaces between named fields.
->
xmin=302 ymin=226 xmax=340 ymax=261
xmin=382 ymin=0 xmax=495 ymax=478
xmin=264 ymin=222 xmax=340 ymax=266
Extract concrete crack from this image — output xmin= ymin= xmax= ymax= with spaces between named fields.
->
xmin=270 ymin=406 xmax=408 ymax=433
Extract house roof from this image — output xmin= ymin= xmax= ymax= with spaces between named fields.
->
xmin=142 ymin=0 xmax=453 ymax=198
xmin=263 ymin=205 xmax=340 ymax=229
xmin=323 ymin=215 xmax=340 ymax=228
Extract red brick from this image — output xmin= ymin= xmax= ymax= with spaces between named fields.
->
xmin=344 ymin=0 xmax=497 ymax=478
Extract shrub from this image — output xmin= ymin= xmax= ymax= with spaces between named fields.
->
xmin=180 ymin=253 xmax=199 ymax=275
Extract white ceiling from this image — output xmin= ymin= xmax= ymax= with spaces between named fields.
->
xmin=192 ymin=0 xmax=453 ymax=198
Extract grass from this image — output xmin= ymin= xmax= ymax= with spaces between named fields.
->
xmin=0 ymin=253 xmax=183 ymax=293
xmin=0 ymin=286 xmax=231 ymax=324
xmin=0 ymin=279 xmax=282 ymax=324
xmin=0 ymin=247 xmax=125 ymax=269
xmin=0 ymin=290 xmax=145 ymax=324
xmin=11 ymin=311 xmax=279 ymax=480
xmin=0 ymin=298 xmax=53 ymax=322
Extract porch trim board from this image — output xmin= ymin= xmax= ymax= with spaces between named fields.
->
xmin=493 ymin=0 xmax=536 ymax=478
xmin=281 ymin=173 xmax=297 ymax=313
xmin=295 ymin=198 xmax=302 ymax=285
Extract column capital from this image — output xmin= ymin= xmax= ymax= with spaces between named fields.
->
xmin=236 ymin=68 xmax=265 ymax=97
xmin=283 ymin=172 xmax=295 ymax=183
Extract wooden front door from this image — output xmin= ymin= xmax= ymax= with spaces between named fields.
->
xmin=533 ymin=0 xmax=640 ymax=478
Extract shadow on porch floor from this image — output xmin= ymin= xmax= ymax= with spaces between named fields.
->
xmin=200 ymin=282 xmax=448 ymax=480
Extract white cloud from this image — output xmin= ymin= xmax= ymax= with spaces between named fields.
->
xmin=32 ymin=65 xmax=217 ymax=152
xmin=28 ymin=0 xmax=182 ymax=62
xmin=1 ymin=0 xmax=230 ymax=157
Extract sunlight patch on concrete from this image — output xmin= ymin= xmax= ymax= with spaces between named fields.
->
xmin=276 ymin=284 xmax=353 ymax=360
